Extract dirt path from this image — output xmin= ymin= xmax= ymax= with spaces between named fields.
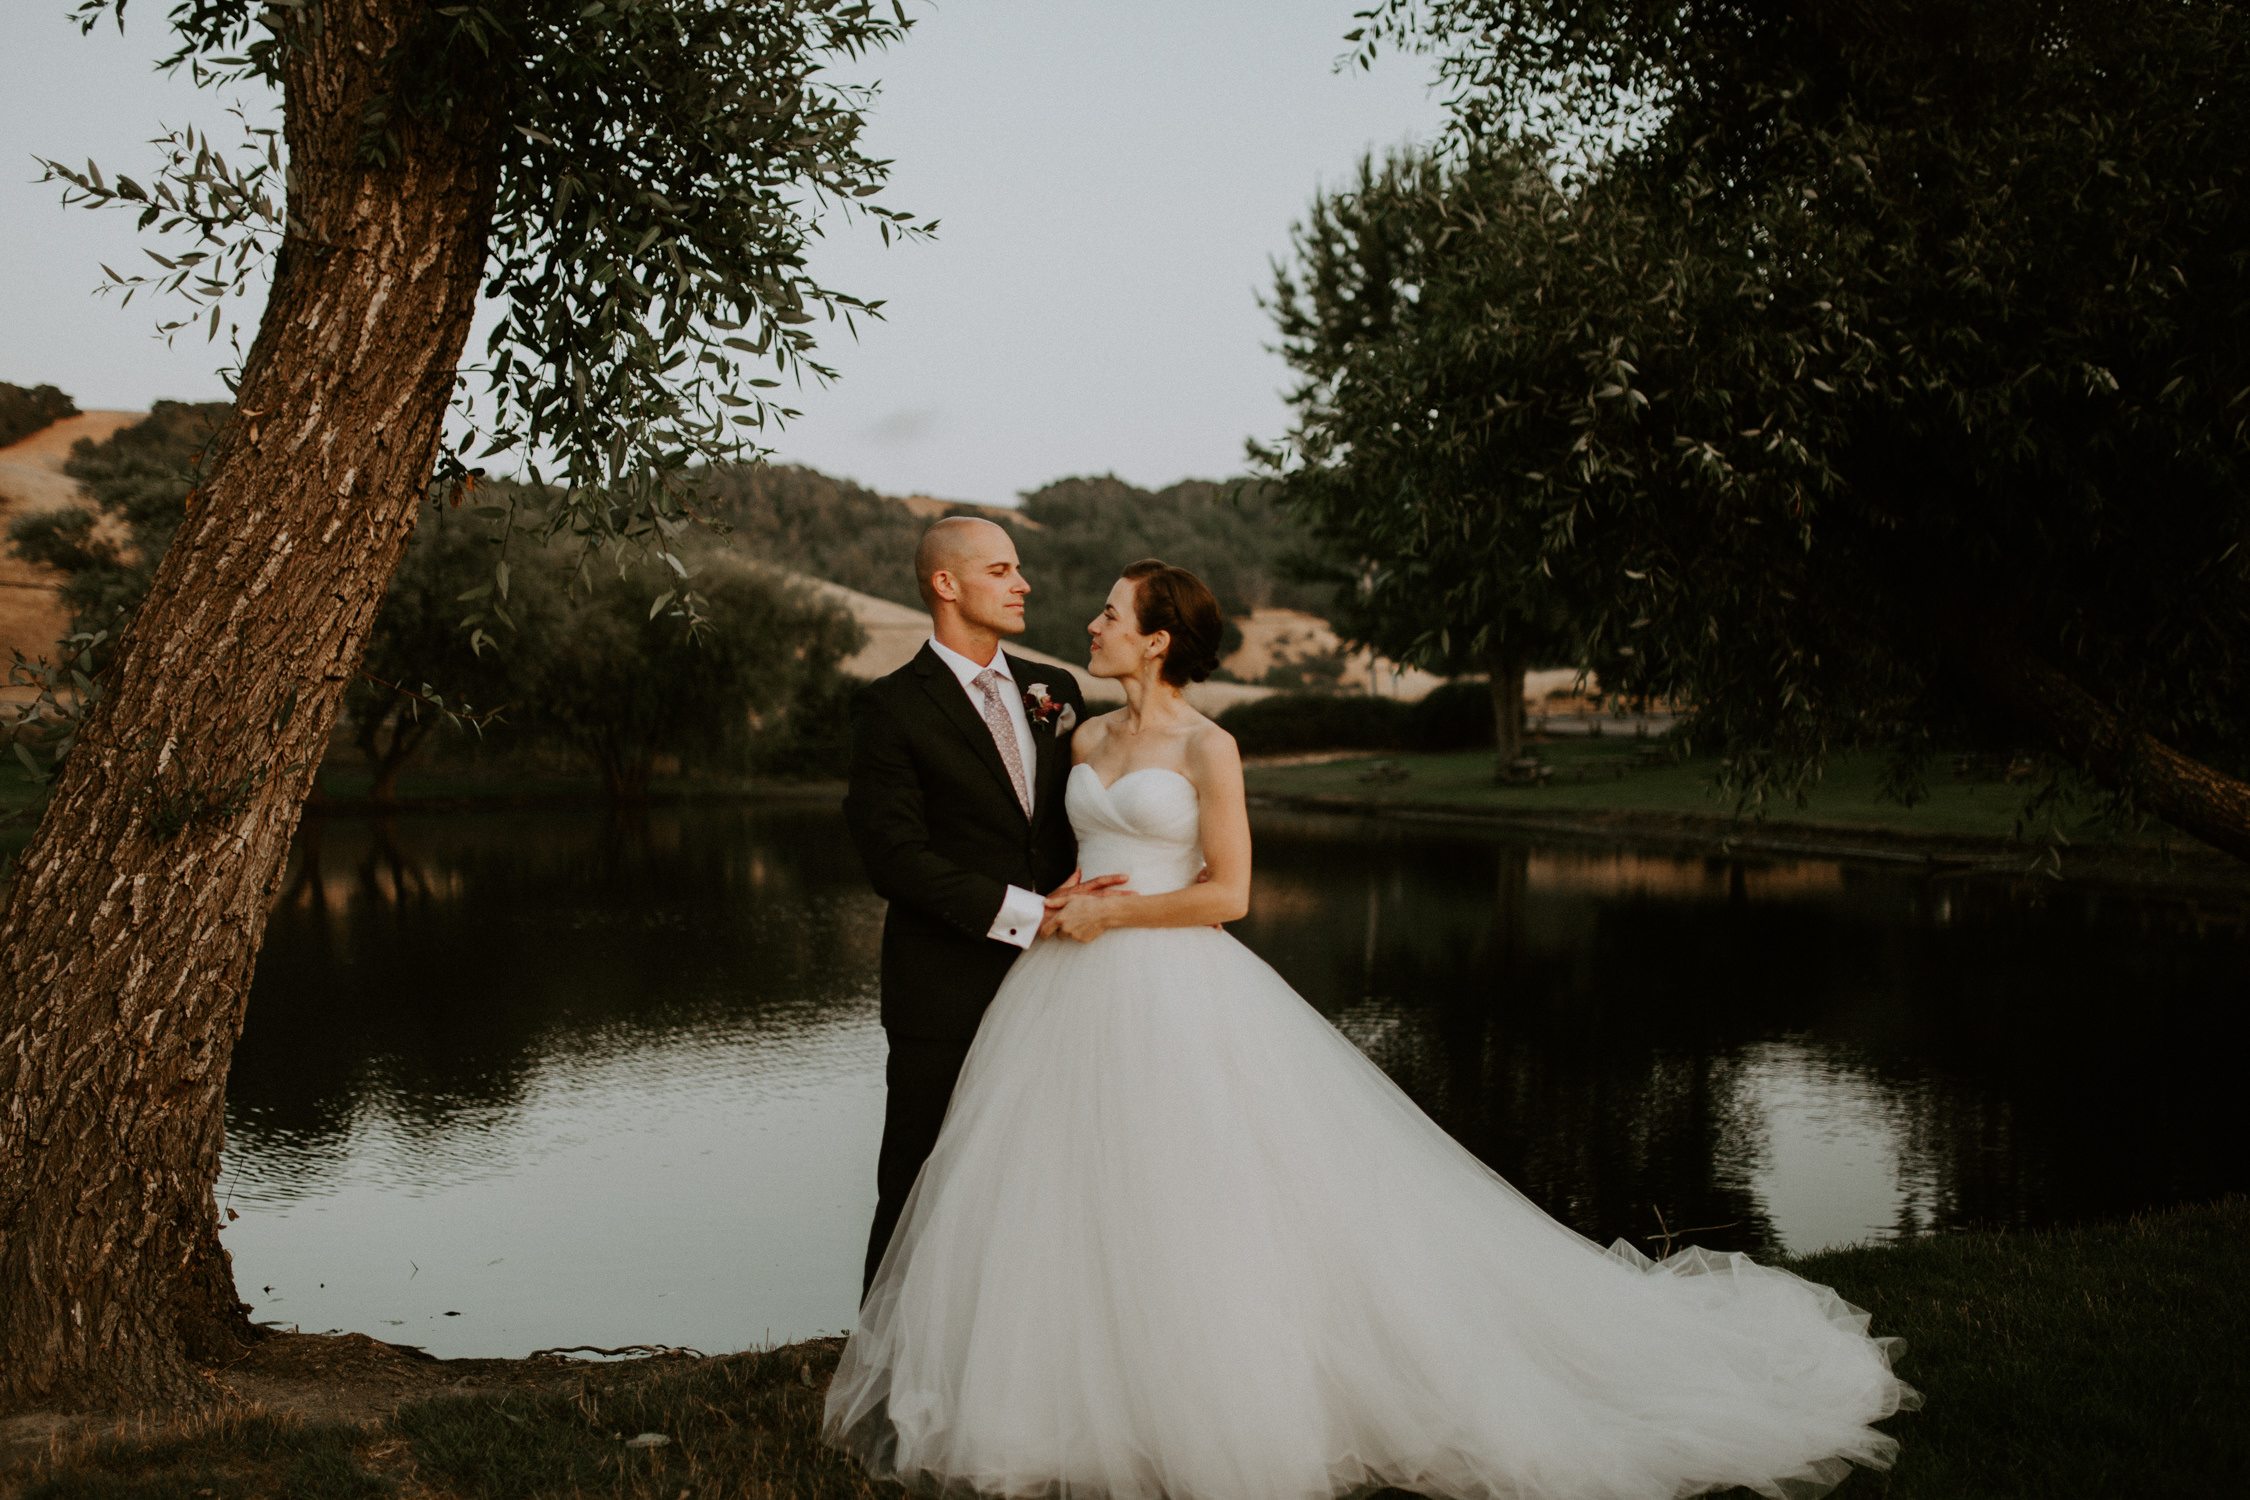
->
xmin=0 ymin=410 xmax=140 ymax=673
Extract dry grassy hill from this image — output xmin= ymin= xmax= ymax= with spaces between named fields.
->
xmin=0 ymin=410 xmax=139 ymax=690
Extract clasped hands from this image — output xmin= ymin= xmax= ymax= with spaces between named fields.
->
xmin=1039 ymin=869 xmax=1133 ymax=943
xmin=1038 ymin=867 xmax=1216 ymax=943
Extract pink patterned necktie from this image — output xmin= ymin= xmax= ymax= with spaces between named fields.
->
xmin=973 ymin=667 xmax=1032 ymax=817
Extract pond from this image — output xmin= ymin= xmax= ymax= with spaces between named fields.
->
xmin=221 ymin=799 xmax=2250 ymax=1359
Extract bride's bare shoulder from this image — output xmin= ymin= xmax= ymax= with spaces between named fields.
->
xmin=1183 ymin=718 xmax=1241 ymax=775
xmin=1071 ymin=709 xmax=1125 ymax=763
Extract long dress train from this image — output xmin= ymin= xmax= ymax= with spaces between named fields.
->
xmin=825 ymin=765 xmax=1917 ymax=1500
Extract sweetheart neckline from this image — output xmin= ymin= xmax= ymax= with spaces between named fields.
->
xmin=1071 ymin=763 xmax=1195 ymax=795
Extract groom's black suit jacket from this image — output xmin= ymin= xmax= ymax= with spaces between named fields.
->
xmin=844 ymin=643 xmax=1085 ymax=1041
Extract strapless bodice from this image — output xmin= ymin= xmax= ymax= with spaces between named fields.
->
xmin=1065 ymin=764 xmax=1204 ymax=895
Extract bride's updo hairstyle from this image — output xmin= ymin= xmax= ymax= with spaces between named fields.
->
xmin=1120 ymin=559 xmax=1224 ymax=687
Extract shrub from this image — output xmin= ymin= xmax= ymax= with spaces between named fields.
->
xmin=0 ymin=383 xmax=78 ymax=449
xmin=1215 ymin=692 xmax=1407 ymax=755
xmin=749 ymin=672 xmax=860 ymax=780
xmin=1402 ymin=680 xmax=1496 ymax=752
xmin=512 ymin=561 xmax=865 ymax=798
xmin=7 ymin=402 xmax=229 ymax=667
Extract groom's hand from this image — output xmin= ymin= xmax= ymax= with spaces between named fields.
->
xmin=1039 ymin=871 xmax=1132 ymax=937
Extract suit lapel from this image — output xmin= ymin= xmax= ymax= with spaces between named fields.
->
xmin=1009 ymin=653 xmax=1069 ymax=832
xmin=915 ymin=644 xmax=1029 ymax=824
xmin=1015 ymin=655 xmax=1056 ymax=822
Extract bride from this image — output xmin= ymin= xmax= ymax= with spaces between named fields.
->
xmin=824 ymin=560 xmax=1917 ymax=1500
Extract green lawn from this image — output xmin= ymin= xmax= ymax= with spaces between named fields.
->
xmin=1246 ymin=739 xmax=2146 ymax=847
xmin=15 ymin=1199 xmax=2244 ymax=1499
xmin=1784 ymin=1198 xmax=2250 ymax=1497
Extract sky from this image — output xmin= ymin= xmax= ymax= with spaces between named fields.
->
xmin=1 ymin=1 xmax=1446 ymax=507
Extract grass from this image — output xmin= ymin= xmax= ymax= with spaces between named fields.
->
xmin=1780 ymin=1196 xmax=2250 ymax=1497
xmin=10 ymin=1201 xmax=2244 ymax=1500
xmin=12 ymin=1410 xmax=394 ymax=1500
xmin=1246 ymin=738 xmax=2161 ymax=848
xmin=391 ymin=1346 xmax=883 ymax=1500
xmin=10 ymin=1345 xmax=878 ymax=1500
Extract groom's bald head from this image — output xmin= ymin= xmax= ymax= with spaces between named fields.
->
xmin=915 ymin=516 xmax=1014 ymax=610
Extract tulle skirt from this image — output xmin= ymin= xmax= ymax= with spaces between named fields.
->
xmin=824 ymin=927 xmax=1917 ymax=1500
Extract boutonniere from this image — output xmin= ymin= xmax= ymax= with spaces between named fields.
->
xmin=1023 ymin=683 xmax=1078 ymax=738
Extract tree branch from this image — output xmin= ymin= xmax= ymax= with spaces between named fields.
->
xmin=1966 ymin=624 xmax=2250 ymax=864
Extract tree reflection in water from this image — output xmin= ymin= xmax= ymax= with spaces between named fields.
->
xmin=228 ymin=801 xmax=2249 ymax=1352
xmin=1237 ymin=811 xmax=2249 ymax=1257
xmin=235 ymin=803 xmax=887 ymax=1196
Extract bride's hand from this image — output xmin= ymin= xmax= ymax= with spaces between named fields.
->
xmin=1047 ymin=892 xmax=1123 ymax=944
xmin=1046 ymin=868 xmax=1130 ymax=906
xmin=1039 ymin=874 xmax=1135 ymax=940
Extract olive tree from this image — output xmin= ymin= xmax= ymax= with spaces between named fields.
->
xmin=0 ymin=0 xmax=919 ymax=1408
xmin=1258 ymin=147 xmax=1622 ymax=768
xmin=1333 ymin=0 xmax=2250 ymax=846
xmin=511 ymin=554 xmax=864 ymax=798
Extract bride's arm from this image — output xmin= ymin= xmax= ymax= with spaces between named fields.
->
xmin=1047 ymin=730 xmax=1250 ymax=939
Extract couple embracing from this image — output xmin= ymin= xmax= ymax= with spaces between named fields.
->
xmin=824 ymin=517 xmax=1916 ymax=1500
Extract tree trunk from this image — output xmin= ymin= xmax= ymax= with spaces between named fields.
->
xmin=1487 ymin=639 xmax=1529 ymax=779
xmin=0 ymin=2 xmax=500 ymax=1410
xmin=1967 ymin=624 xmax=2250 ymax=864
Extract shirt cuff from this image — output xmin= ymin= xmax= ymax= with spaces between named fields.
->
xmin=987 ymin=884 xmax=1045 ymax=949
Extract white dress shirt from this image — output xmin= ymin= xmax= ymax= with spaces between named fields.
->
xmin=927 ymin=636 xmax=1048 ymax=949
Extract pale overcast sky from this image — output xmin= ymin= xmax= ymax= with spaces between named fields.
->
xmin=2 ymin=2 xmax=1443 ymax=506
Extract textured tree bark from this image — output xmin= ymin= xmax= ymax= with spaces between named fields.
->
xmin=1487 ymin=639 xmax=1529 ymax=778
xmin=0 ymin=1 xmax=499 ymax=1410
xmin=1968 ymin=625 xmax=2250 ymax=864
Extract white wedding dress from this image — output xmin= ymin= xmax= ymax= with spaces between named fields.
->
xmin=825 ymin=765 xmax=1917 ymax=1500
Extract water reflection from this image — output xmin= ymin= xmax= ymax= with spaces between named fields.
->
xmin=1237 ymin=814 xmax=2248 ymax=1256
xmin=222 ymin=802 xmax=2250 ymax=1357
xmin=227 ymin=805 xmax=888 ymax=1356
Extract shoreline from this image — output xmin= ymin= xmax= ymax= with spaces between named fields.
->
xmin=1246 ymin=788 xmax=2250 ymax=899
xmin=6 ymin=1198 xmax=2245 ymax=1499
xmin=295 ymin=778 xmax=850 ymax=818
xmin=274 ymin=769 xmax=2250 ymax=902
xmin=22 ymin=756 xmax=2250 ymax=901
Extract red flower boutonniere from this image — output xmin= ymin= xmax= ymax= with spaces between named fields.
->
xmin=1024 ymin=683 xmax=1079 ymax=738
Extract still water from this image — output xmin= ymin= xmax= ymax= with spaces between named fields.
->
xmin=223 ymin=800 xmax=2250 ymax=1358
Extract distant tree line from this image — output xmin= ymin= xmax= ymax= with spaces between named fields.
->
xmin=0 ymin=383 xmax=79 ymax=449
xmin=691 ymin=463 xmax=930 ymax=609
xmin=693 ymin=465 xmax=1334 ymax=665
xmin=1005 ymin=476 xmax=1332 ymax=664
xmin=12 ymin=418 xmax=1352 ymax=800
xmin=10 ymin=410 xmax=863 ymax=801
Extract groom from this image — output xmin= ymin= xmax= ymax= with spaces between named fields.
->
xmin=844 ymin=516 xmax=1098 ymax=1298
